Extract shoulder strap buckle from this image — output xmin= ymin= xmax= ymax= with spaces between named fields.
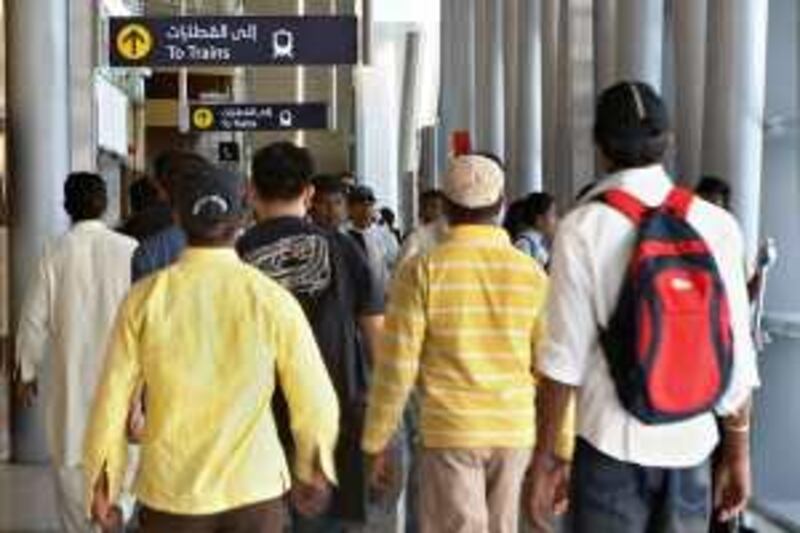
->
xmin=661 ymin=188 xmax=694 ymax=220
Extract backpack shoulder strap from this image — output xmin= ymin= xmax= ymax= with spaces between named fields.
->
xmin=600 ymin=189 xmax=649 ymax=224
xmin=662 ymin=187 xmax=694 ymax=220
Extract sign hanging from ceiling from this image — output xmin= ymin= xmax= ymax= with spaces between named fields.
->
xmin=110 ymin=16 xmax=358 ymax=67
xmin=190 ymin=103 xmax=328 ymax=132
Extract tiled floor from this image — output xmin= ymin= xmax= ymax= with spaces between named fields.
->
xmin=755 ymin=501 xmax=800 ymax=533
xmin=0 ymin=463 xmax=793 ymax=533
xmin=0 ymin=465 xmax=59 ymax=532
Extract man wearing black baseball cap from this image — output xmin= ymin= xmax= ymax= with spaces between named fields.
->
xmin=131 ymin=151 xmax=209 ymax=281
xmin=85 ymin=165 xmax=339 ymax=532
xmin=528 ymin=82 xmax=759 ymax=532
xmin=347 ymin=184 xmax=393 ymax=291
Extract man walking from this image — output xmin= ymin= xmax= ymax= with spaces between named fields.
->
xmin=15 ymin=173 xmax=138 ymax=532
xmin=363 ymin=155 xmax=572 ymax=533
xmin=347 ymin=185 xmax=393 ymax=290
xmin=310 ymin=174 xmax=350 ymax=231
xmin=237 ymin=142 xmax=396 ymax=532
xmin=528 ymin=82 xmax=759 ymax=533
xmin=131 ymin=150 xmax=207 ymax=281
xmin=84 ymin=165 xmax=339 ymax=533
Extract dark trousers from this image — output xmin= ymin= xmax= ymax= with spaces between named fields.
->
xmin=140 ymin=498 xmax=285 ymax=533
xmin=570 ymin=439 xmax=711 ymax=533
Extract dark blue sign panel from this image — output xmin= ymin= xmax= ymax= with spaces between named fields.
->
xmin=110 ymin=16 xmax=358 ymax=67
xmin=190 ymin=103 xmax=328 ymax=132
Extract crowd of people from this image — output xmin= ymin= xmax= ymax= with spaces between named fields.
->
xmin=10 ymin=80 xmax=760 ymax=533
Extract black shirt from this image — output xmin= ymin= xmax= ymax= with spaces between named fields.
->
xmin=237 ymin=217 xmax=384 ymax=521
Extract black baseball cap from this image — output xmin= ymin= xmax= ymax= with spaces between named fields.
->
xmin=594 ymin=81 xmax=671 ymax=168
xmin=595 ymin=81 xmax=670 ymax=139
xmin=348 ymin=184 xmax=377 ymax=204
xmin=177 ymin=165 xmax=245 ymax=233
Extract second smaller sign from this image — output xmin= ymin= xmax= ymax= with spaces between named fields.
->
xmin=191 ymin=103 xmax=328 ymax=131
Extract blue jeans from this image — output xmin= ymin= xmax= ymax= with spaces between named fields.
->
xmin=570 ymin=439 xmax=712 ymax=533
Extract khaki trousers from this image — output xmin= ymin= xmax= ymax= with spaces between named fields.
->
xmin=419 ymin=448 xmax=532 ymax=533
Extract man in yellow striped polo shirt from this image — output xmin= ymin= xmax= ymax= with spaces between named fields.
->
xmin=362 ymin=155 xmax=572 ymax=533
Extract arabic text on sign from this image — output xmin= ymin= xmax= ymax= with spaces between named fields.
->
xmin=164 ymin=23 xmax=259 ymax=44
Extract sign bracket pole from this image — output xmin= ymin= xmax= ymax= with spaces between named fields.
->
xmin=177 ymin=0 xmax=190 ymax=133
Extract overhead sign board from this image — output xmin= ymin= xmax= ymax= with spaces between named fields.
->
xmin=190 ymin=103 xmax=328 ymax=132
xmin=110 ymin=16 xmax=358 ymax=67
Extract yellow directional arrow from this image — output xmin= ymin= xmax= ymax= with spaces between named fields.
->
xmin=116 ymin=23 xmax=153 ymax=61
xmin=192 ymin=107 xmax=216 ymax=130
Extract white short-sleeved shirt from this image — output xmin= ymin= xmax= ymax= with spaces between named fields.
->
xmin=537 ymin=165 xmax=760 ymax=468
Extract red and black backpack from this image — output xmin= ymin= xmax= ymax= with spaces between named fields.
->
xmin=599 ymin=187 xmax=734 ymax=424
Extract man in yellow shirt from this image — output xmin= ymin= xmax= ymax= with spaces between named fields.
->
xmin=84 ymin=164 xmax=339 ymax=532
xmin=362 ymin=155 xmax=573 ymax=533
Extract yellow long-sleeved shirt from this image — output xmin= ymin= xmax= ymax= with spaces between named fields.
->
xmin=83 ymin=248 xmax=339 ymax=516
xmin=363 ymin=225 xmax=573 ymax=457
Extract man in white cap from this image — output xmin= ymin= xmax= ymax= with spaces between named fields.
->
xmin=362 ymin=155 xmax=573 ymax=533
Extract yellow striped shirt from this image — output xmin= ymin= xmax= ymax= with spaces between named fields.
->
xmin=363 ymin=225 xmax=573 ymax=456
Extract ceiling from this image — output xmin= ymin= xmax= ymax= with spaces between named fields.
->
xmin=144 ymin=0 xmax=245 ymax=15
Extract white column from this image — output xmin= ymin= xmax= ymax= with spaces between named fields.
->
xmin=703 ymin=0 xmax=769 ymax=259
xmin=516 ymin=0 xmax=543 ymax=195
xmin=541 ymin=0 xmax=560 ymax=189
xmin=438 ymin=0 xmax=476 ymax=166
xmin=554 ymin=0 xmax=595 ymax=205
xmin=616 ymin=0 xmax=665 ymax=89
xmin=672 ymin=0 xmax=707 ymax=183
xmin=398 ymin=31 xmax=422 ymax=230
xmin=503 ymin=0 xmax=520 ymax=190
xmin=474 ymin=0 xmax=504 ymax=157
xmin=69 ymin=0 xmax=96 ymax=171
xmin=7 ymin=0 xmax=71 ymax=462
xmin=593 ymin=0 xmax=617 ymax=93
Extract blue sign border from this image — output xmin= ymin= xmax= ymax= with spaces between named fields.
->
xmin=110 ymin=16 xmax=358 ymax=67
xmin=190 ymin=103 xmax=329 ymax=132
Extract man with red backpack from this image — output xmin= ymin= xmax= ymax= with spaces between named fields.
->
xmin=527 ymin=82 xmax=759 ymax=532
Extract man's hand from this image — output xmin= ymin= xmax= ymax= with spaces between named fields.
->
xmin=0 ymin=339 xmax=12 ymax=378
xmin=15 ymin=380 xmax=37 ymax=408
xmin=524 ymin=450 xmax=571 ymax=532
xmin=291 ymin=467 xmax=332 ymax=517
xmin=90 ymin=472 xmax=122 ymax=532
xmin=126 ymin=396 xmax=146 ymax=444
xmin=714 ymin=432 xmax=752 ymax=523
xmin=367 ymin=448 xmax=397 ymax=495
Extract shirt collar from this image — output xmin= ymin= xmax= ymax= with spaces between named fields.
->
xmin=72 ymin=219 xmax=108 ymax=232
xmin=519 ymin=228 xmax=546 ymax=242
xmin=180 ymin=247 xmax=240 ymax=263
xmin=589 ymin=164 xmax=674 ymax=206
xmin=446 ymin=225 xmax=510 ymax=246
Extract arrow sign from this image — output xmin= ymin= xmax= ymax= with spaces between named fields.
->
xmin=115 ymin=23 xmax=154 ymax=61
xmin=124 ymin=30 xmax=146 ymax=55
